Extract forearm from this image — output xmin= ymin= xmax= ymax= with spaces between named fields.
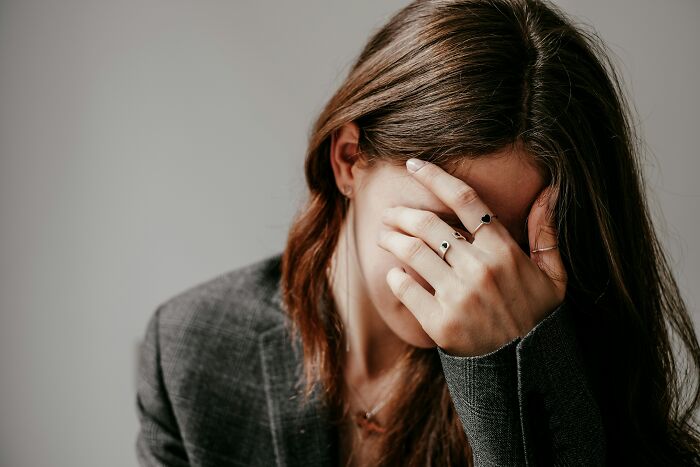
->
xmin=437 ymin=301 xmax=606 ymax=466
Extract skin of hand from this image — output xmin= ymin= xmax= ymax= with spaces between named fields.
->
xmin=377 ymin=158 xmax=567 ymax=357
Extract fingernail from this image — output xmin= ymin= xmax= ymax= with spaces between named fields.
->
xmin=406 ymin=158 xmax=427 ymax=173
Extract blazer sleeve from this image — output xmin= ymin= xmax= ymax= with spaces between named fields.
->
xmin=135 ymin=305 xmax=191 ymax=467
xmin=437 ymin=300 xmax=606 ymax=466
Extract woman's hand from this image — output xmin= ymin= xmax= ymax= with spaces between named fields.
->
xmin=377 ymin=158 xmax=567 ymax=357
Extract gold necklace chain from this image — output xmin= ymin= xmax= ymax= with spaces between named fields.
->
xmin=340 ymin=189 xmax=405 ymax=436
xmin=344 ymin=365 xmax=403 ymax=420
xmin=342 ymin=359 xmax=406 ymax=440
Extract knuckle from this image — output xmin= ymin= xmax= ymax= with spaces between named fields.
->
xmin=422 ymin=163 xmax=441 ymax=183
xmin=437 ymin=277 xmax=474 ymax=309
xmin=474 ymin=261 xmax=496 ymax=284
xmin=416 ymin=211 xmax=441 ymax=234
xmin=454 ymin=185 xmax=479 ymax=208
xmin=405 ymin=237 xmax=424 ymax=261
xmin=463 ymin=290 xmax=482 ymax=308
xmin=436 ymin=283 xmax=460 ymax=307
xmin=394 ymin=274 xmax=412 ymax=300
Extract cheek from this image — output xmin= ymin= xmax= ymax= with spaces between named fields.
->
xmin=358 ymin=228 xmax=437 ymax=351
xmin=363 ymin=223 xmax=439 ymax=305
xmin=367 ymin=258 xmax=401 ymax=305
xmin=370 ymin=260 xmax=436 ymax=308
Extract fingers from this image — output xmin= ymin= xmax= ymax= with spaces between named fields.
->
xmin=405 ymin=158 xmax=506 ymax=249
xmin=384 ymin=266 xmax=441 ymax=336
xmin=527 ymin=185 xmax=567 ymax=295
xmin=381 ymin=205 xmax=475 ymax=266
xmin=377 ymin=229 xmax=455 ymax=292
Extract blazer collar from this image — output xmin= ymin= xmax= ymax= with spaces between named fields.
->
xmin=257 ymin=285 xmax=338 ymax=467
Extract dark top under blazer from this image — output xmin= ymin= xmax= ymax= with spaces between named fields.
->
xmin=135 ymin=252 xmax=606 ymax=466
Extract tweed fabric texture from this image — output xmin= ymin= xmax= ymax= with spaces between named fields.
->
xmin=437 ymin=300 xmax=606 ymax=465
xmin=136 ymin=252 xmax=605 ymax=466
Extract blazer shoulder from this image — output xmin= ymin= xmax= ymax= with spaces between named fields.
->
xmin=154 ymin=251 xmax=286 ymax=335
xmin=137 ymin=252 xmax=287 ymax=461
xmin=145 ymin=252 xmax=288 ymax=381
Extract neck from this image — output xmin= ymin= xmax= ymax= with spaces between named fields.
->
xmin=328 ymin=205 xmax=409 ymax=383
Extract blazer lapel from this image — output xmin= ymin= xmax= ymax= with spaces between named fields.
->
xmin=258 ymin=315 xmax=337 ymax=467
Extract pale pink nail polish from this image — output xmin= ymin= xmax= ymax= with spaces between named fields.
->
xmin=406 ymin=158 xmax=427 ymax=172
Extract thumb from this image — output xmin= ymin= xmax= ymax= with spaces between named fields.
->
xmin=527 ymin=185 xmax=567 ymax=295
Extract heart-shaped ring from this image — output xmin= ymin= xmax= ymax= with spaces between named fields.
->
xmin=472 ymin=213 xmax=498 ymax=236
xmin=439 ymin=240 xmax=450 ymax=259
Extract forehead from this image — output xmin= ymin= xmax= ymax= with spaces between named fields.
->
xmin=381 ymin=147 xmax=545 ymax=243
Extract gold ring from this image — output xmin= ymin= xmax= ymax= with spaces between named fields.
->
xmin=472 ymin=213 xmax=498 ymax=236
xmin=439 ymin=240 xmax=450 ymax=259
xmin=531 ymin=244 xmax=558 ymax=253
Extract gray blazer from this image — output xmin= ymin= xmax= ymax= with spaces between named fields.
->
xmin=135 ymin=252 xmax=606 ymax=466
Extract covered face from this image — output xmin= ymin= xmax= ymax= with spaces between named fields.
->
xmin=331 ymin=123 xmax=547 ymax=351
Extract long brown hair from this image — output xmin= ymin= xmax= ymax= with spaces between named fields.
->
xmin=280 ymin=0 xmax=700 ymax=464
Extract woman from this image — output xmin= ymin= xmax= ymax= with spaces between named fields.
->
xmin=135 ymin=0 xmax=700 ymax=465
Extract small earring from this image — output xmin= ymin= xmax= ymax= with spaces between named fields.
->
xmin=342 ymin=184 xmax=351 ymax=353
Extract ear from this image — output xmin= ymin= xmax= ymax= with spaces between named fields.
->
xmin=329 ymin=121 xmax=363 ymax=195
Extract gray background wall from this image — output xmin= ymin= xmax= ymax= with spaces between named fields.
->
xmin=0 ymin=1 xmax=697 ymax=466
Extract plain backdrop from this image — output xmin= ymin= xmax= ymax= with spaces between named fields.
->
xmin=0 ymin=1 xmax=698 ymax=466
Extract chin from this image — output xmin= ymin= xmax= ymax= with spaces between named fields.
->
xmin=408 ymin=334 xmax=438 ymax=349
